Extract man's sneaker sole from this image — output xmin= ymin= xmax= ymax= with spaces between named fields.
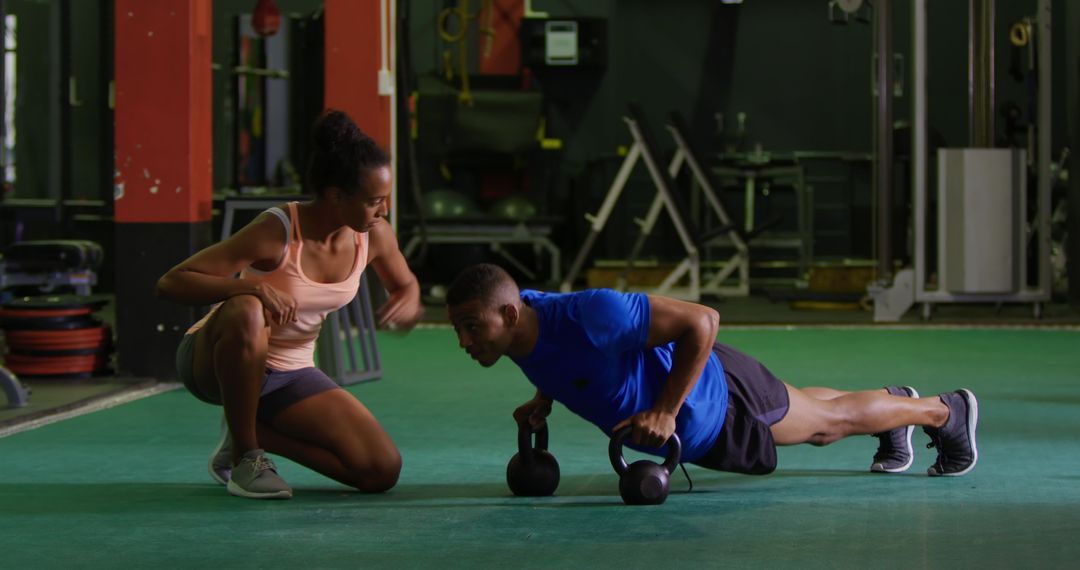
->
xmin=928 ymin=388 xmax=979 ymax=477
xmin=871 ymin=386 xmax=919 ymax=473
xmin=226 ymin=479 xmax=293 ymax=500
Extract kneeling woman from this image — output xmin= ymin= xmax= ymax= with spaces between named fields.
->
xmin=156 ymin=110 xmax=422 ymax=499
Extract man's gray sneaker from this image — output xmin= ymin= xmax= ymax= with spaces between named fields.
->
xmin=226 ymin=449 xmax=293 ymax=499
xmin=208 ymin=415 xmax=232 ymax=486
xmin=871 ymin=385 xmax=920 ymax=473
xmin=923 ymin=389 xmax=979 ymax=477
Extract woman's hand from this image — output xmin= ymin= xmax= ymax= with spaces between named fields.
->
xmin=377 ymin=291 xmax=424 ymax=332
xmin=254 ymin=282 xmax=298 ymax=326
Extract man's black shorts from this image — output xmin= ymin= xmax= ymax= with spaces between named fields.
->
xmin=692 ymin=343 xmax=790 ymax=475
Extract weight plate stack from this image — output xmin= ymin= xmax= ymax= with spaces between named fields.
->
xmin=0 ymin=295 xmax=113 ymax=378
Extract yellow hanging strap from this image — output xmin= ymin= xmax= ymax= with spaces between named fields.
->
xmin=479 ymin=0 xmax=496 ymax=59
xmin=437 ymin=0 xmax=476 ymax=105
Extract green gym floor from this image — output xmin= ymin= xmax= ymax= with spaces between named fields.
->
xmin=2 ymin=327 xmax=1079 ymax=568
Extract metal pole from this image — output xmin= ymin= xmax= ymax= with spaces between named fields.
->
xmin=969 ymin=0 xmax=995 ymax=147
xmin=0 ymin=0 xmax=5 ymax=185
xmin=59 ymin=0 xmax=72 ymax=230
xmin=1037 ymin=0 xmax=1051 ymax=297
xmin=913 ymin=0 xmax=927 ymax=297
xmin=101 ymin=0 xmax=114 ymax=210
xmin=987 ymin=0 xmax=996 ymax=146
xmin=48 ymin=1 xmax=65 ymax=225
xmin=874 ymin=0 xmax=893 ymax=281
xmin=1067 ymin=0 xmax=1080 ymax=308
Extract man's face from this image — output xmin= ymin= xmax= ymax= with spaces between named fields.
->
xmin=447 ymin=299 xmax=513 ymax=367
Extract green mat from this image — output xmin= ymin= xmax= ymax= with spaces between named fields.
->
xmin=1 ymin=329 xmax=1078 ymax=568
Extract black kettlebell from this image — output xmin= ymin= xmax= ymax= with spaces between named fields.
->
xmin=608 ymin=425 xmax=682 ymax=505
xmin=506 ymin=421 xmax=560 ymax=496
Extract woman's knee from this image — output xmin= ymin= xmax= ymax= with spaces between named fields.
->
xmin=215 ymin=295 xmax=269 ymax=343
xmin=348 ymin=450 xmax=402 ymax=493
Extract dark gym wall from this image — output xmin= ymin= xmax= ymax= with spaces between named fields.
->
xmin=69 ymin=0 xmax=106 ymax=202
xmin=4 ymin=0 xmax=107 ymax=203
xmin=408 ymin=1 xmax=876 ymax=175
xmin=1 ymin=0 xmax=115 ymax=291
xmin=6 ymin=0 xmax=51 ymax=202
xmin=1068 ymin=0 xmax=1080 ymax=307
xmin=405 ymin=0 xmax=1068 ymax=264
xmin=405 ymin=0 xmax=884 ymax=264
xmin=210 ymin=0 xmax=323 ymax=193
xmin=67 ymin=0 xmax=112 ymax=292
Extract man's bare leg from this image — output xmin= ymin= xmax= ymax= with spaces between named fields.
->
xmin=771 ymin=383 xmax=947 ymax=446
xmin=802 ymin=387 xmax=854 ymax=400
xmin=798 ymin=385 xmax=920 ymax=471
xmin=769 ymin=383 xmax=979 ymax=476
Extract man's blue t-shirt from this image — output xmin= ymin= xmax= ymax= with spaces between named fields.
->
xmin=510 ymin=289 xmax=728 ymax=463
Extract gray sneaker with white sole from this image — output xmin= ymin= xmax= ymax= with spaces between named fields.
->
xmin=208 ymin=415 xmax=232 ymax=486
xmin=226 ymin=449 xmax=293 ymax=499
xmin=923 ymin=389 xmax=979 ymax=477
xmin=871 ymin=385 xmax=920 ymax=473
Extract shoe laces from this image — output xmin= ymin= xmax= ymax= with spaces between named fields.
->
xmin=872 ymin=434 xmax=892 ymax=461
xmin=926 ymin=432 xmax=948 ymax=468
xmin=250 ymin=455 xmax=277 ymax=473
xmin=872 ymin=428 xmax=905 ymax=462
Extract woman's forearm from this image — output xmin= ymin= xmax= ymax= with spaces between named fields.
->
xmin=155 ymin=269 xmax=261 ymax=306
xmin=385 ymin=274 xmax=420 ymax=303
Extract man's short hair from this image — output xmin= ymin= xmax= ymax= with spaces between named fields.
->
xmin=447 ymin=264 xmax=516 ymax=307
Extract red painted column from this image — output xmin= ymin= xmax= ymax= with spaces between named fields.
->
xmin=113 ymin=0 xmax=213 ymax=379
xmin=114 ymin=0 xmax=213 ymax=223
xmin=324 ymin=0 xmax=391 ymax=150
xmin=478 ymin=0 xmax=523 ymax=75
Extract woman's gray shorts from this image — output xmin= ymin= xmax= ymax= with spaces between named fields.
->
xmin=175 ymin=333 xmax=340 ymax=422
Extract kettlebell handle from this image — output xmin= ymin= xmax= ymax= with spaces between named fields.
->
xmin=608 ymin=425 xmax=682 ymax=476
xmin=517 ymin=419 xmax=549 ymax=464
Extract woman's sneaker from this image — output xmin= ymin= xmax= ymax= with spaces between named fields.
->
xmin=226 ymin=449 xmax=293 ymax=499
xmin=923 ymin=389 xmax=979 ymax=477
xmin=871 ymin=385 xmax=920 ymax=473
xmin=208 ymin=415 xmax=232 ymax=485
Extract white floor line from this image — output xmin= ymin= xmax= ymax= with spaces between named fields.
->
xmin=0 ymin=382 xmax=182 ymax=439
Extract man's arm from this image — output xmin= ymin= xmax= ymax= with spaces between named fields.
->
xmin=612 ymin=295 xmax=719 ymax=447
